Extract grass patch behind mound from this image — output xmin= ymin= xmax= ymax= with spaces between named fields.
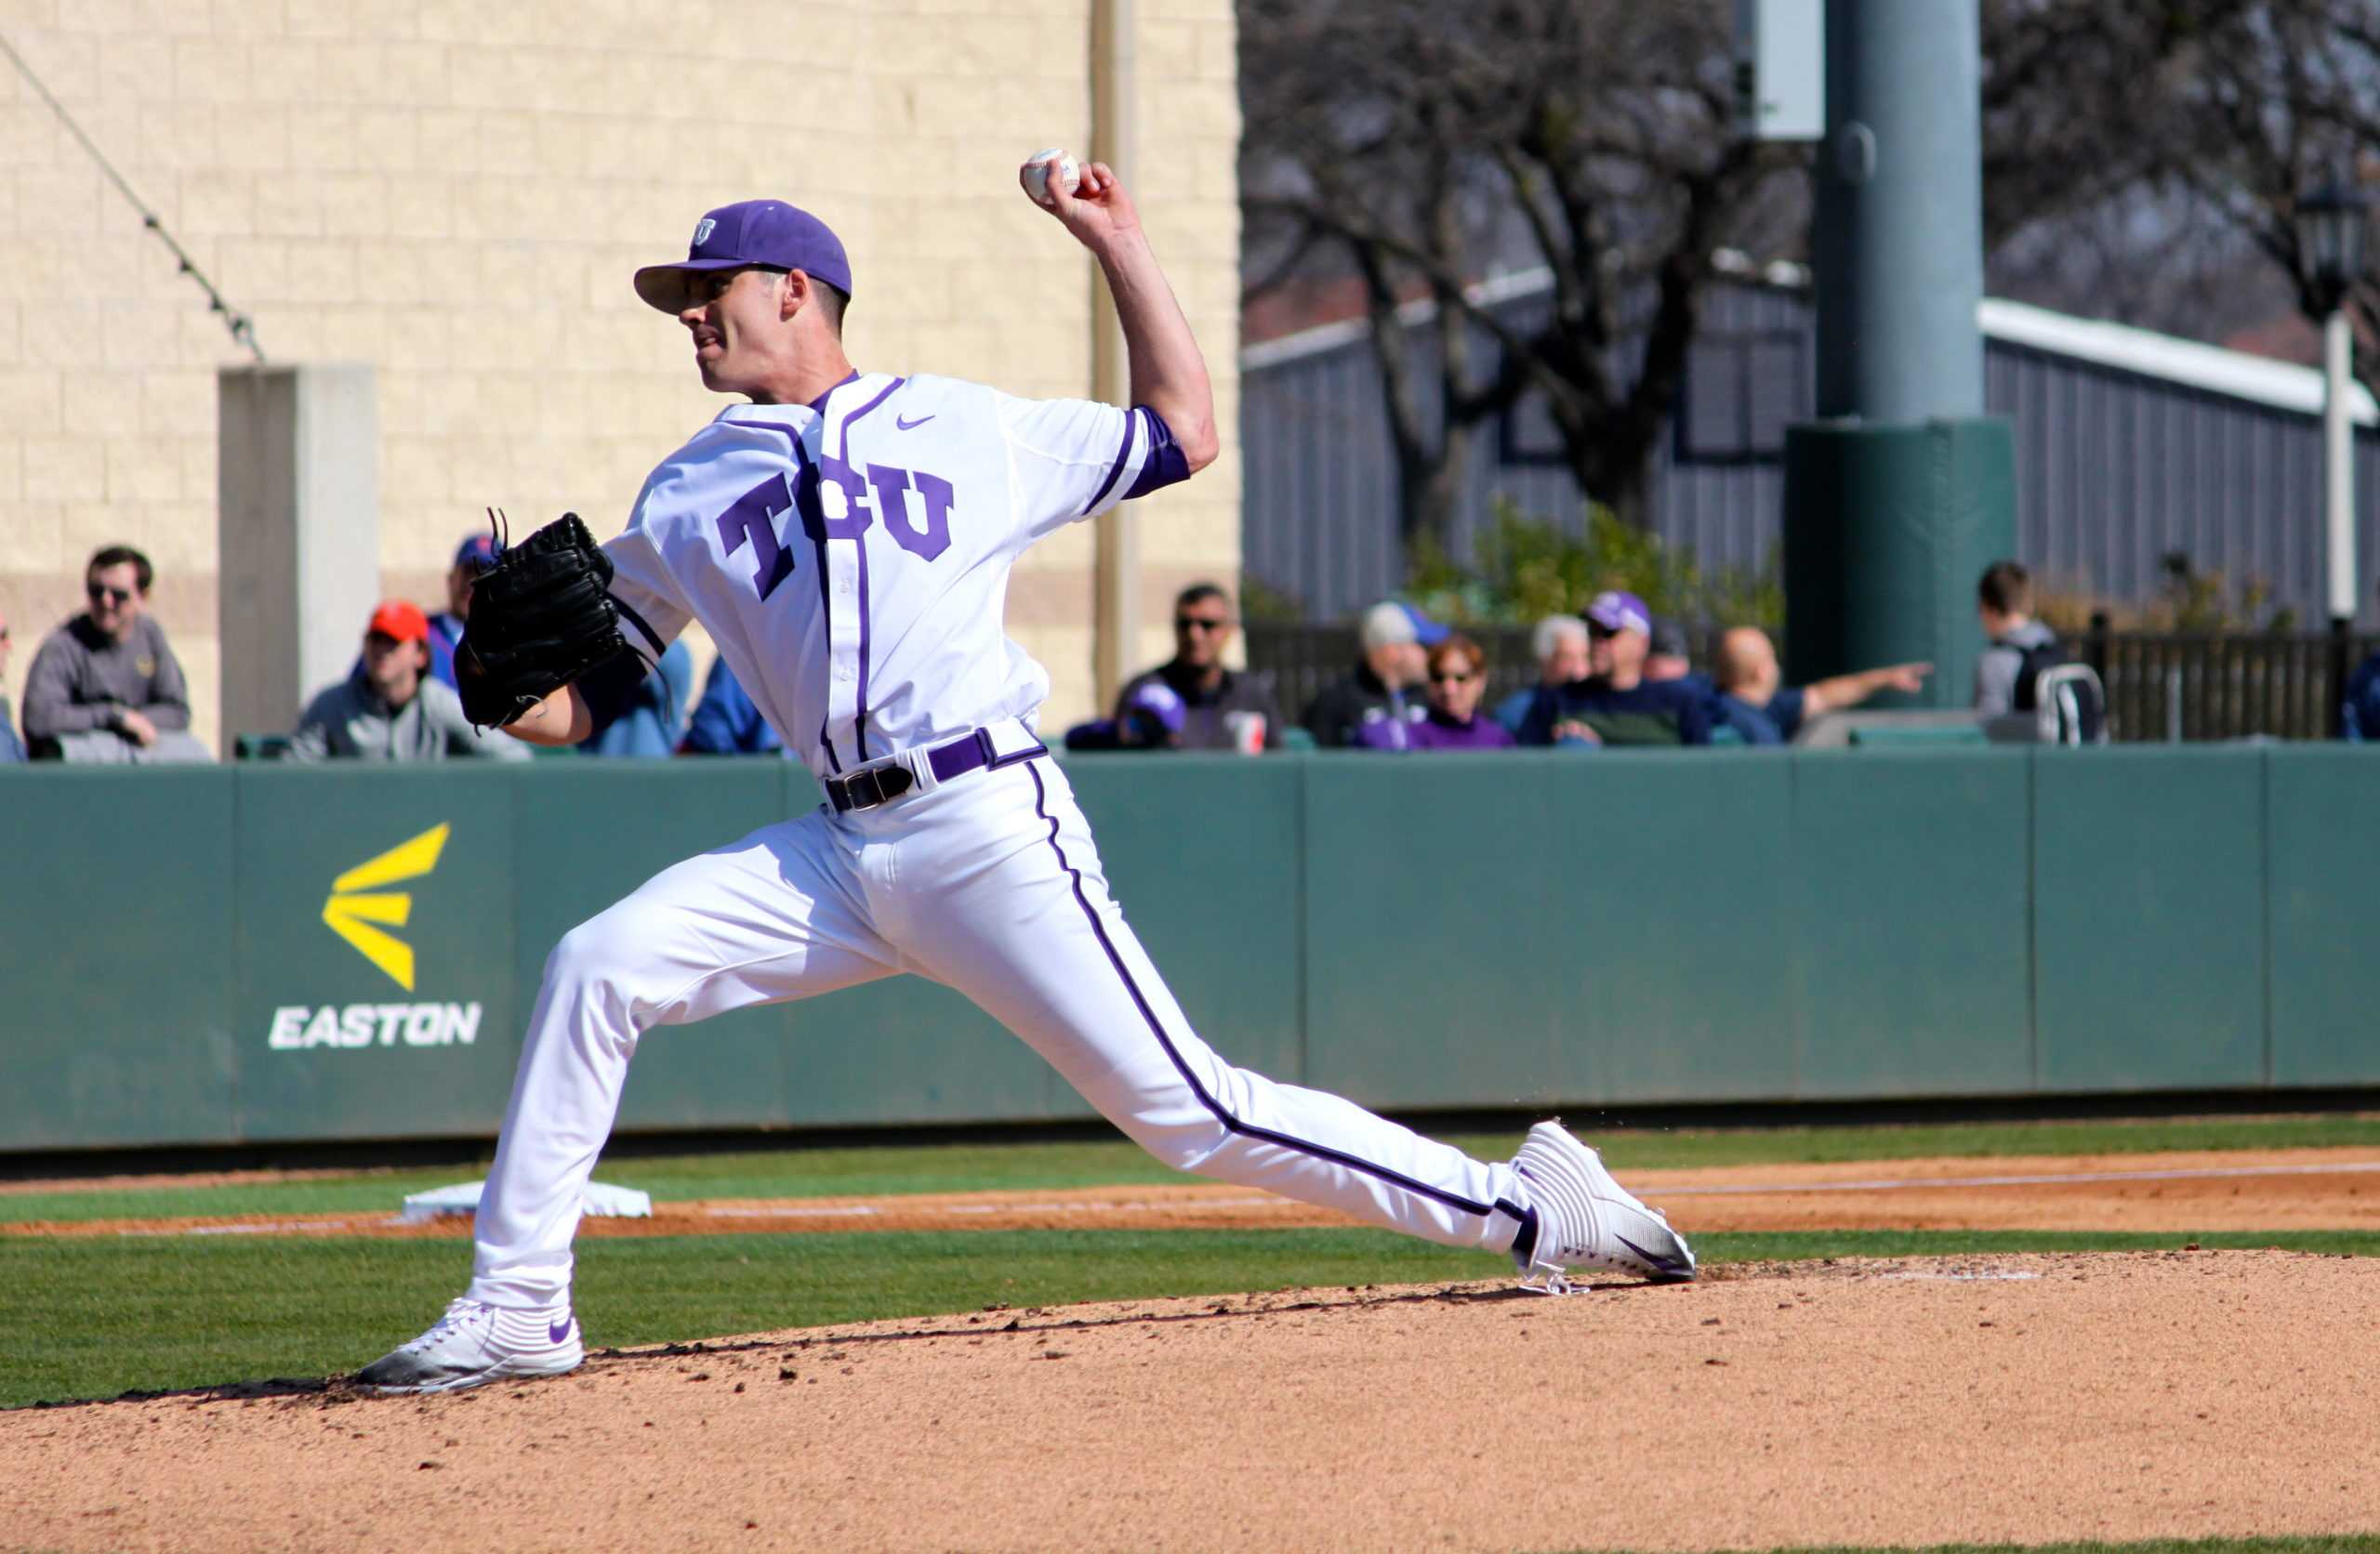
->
xmin=8 ymin=1112 xmax=2380 ymax=1225
xmin=5 ymin=1228 xmax=2375 ymax=1409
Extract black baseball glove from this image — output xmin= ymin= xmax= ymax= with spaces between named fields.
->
xmin=455 ymin=512 xmax=630 ymax=728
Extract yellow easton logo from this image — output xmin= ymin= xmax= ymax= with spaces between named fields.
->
xmin=321 ymin=823 xmax=450 ymax=992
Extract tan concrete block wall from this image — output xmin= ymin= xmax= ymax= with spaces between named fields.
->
xmin=0 ymin=0 xmax=1239 ymax=753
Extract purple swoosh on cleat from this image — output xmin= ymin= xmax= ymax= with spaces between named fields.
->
xmin=1617 ymin=1235 xmax=1691 ymax=1276
xmin=549 ymin=1317 xmax=574 ymax=1344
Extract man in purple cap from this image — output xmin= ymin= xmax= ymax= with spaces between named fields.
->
xmin=356 ymin=173 xmax=1690 ymax=1394
xmin=1516 ymin=589 xmax=1712 ymax=746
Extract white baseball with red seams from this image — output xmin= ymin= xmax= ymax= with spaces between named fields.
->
xmin=1020 ymin=147 xmax=1080 ymax=207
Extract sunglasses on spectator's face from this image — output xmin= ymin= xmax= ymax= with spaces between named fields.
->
xmin=1175 ymin=615 xmax=1229 ymax=633
xmin=87 ymin=583 xmax=133 ymax=605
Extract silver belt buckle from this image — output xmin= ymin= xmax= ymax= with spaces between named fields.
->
xmin=834 ymin=763 xmax=912 ymax=812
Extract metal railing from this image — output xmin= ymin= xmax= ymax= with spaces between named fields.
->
xmin=2079 ymin=618 xmax=2377 ymax=743
xmin=1245 ymin=618 xmax=2380 ymax=742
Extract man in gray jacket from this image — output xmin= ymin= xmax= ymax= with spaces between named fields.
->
xmin=22 ymin=545 xmax=212 ymax=762
xmin=289 ymin=600 xmax=528 ymax=763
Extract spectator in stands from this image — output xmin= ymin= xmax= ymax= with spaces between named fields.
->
xmin=1302 ymin=600 xmax=1440 ymax=748
xmin=578 ymin=639 xmax=695 ymax=757
xmin=1517 ymin=590 xmax=1712 ymax=747
xmin=1360 ymin=632 xmax=1514 ymax=751
xmin=1644 ymin=615 xmax=1711 ymax=698
xmin=1494 ymin=614 xmax=1590 ymax=736
xmin=289 ymin=601 xmax=528 ymax=762
xmin=0 ymin=605 xmax=23 ymax=763
xmin=21 ymin=545 xmax=213 ymax=763
xmin=1973 ymin=560 xmax=2064 ymax=717
xmin=1709 ymin=627 xmax=1932 ymax=744
xmin=680 ymin=653 xmax=785 ymax=755
xmin=2345 ymin=581 xmax=2380 ymax=742
xmin=1112 ymin=583 xmax=1287 ymax=752
xmin=427 ymin=532 xmax=500 ymax=690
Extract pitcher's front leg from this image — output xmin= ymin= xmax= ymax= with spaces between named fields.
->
xmin=901 ymin=762 xmax=1531 ymax=1255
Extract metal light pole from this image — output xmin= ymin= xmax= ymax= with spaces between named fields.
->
xmin=2295 ymin=178 xmax=2369 ymax=732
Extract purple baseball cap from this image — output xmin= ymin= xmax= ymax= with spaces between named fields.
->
xmin=633 ymin=200 xmax=853 ymax=314
xmin=1585 ymin=589 xmax=1652 ymax=637
xmin=1123 ymin=679 xmax=1187 ymax=736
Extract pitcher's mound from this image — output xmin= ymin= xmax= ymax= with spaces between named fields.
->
xmin=7 ymin=1249 xmax=2376 ymax=1553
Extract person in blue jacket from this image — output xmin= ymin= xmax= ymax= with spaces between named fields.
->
xmin=578 ymin=640 xmax=695 ymax=757
xmin=679 ymin=652 xmax=785 ymax=755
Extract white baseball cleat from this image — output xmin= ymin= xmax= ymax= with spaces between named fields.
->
xmin=355 ymin=1297 xmax=585 ymax=1395
xmin=1509 ymin=1121 xmax=1696 ymax=1293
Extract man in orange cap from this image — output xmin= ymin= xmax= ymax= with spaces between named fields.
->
xmin=288 ymin=601 xmax=528 ymax=762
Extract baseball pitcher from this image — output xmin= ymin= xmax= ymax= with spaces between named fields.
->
xmin=359 ymin=164 xmax=1692 ymax=1394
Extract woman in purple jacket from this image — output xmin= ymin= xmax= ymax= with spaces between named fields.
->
xmin=1358 ymin=633 xmax=1516 ymax=752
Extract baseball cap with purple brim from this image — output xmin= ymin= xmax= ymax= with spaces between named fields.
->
xmin=1585 ymin=589 xmax=1652 ymax=637
xmin=632 ymin=200 xmax=853 ymax=314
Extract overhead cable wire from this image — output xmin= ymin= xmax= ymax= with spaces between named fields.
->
xmin=0 ymin=28 xmax=266 ymax=362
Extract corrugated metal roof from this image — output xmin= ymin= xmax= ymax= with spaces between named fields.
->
xmin=1241 ymin=270 xmax=2380 ymax=626
xmin=1243 ymin=270 xmax=2378 ymax=424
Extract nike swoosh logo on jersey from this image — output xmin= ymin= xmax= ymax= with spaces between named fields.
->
xmin=896 ymin=413 xmax=935 ymax=430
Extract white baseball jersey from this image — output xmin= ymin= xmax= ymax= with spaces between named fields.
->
xmin=461 ymin=368 xmax=1545 ymax=1317
xmin=601 ymin=371 xmax=1172 ymax=773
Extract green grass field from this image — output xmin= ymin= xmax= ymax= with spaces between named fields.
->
xmin=9 ymin=1110 xmax=2378 ymax=1224
xmin=3 ymin=1112 xmax=2374 ymax=1408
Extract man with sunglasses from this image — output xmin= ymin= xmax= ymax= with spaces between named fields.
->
xmin=21 ymin=546 xmax=212 ymax=763
xmin=1111 ymin=582 xmax=1285 ymax=751
xmin=1516 ymin=590 xmax=1713 ymax=748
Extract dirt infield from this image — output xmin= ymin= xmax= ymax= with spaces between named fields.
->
xmin=5 ymin=1250 xmax=2376 ymax=1553
xmin=14 ymin=1146 xmax=2380 ymax=1240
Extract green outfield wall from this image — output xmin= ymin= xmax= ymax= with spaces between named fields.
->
xmin=2 ymin=746 xmax=2373 ymax=1153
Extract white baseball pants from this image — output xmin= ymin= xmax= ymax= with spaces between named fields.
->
xmin=467 ymin=751 xmax=1527 ymax=1309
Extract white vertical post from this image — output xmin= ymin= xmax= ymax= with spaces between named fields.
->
xmin=2323 ymin=308 xmax=2357 ymax=623
xmin=1091 ymin=0 xmax=1139 ymax=714
xmin=218 ymin=365 xmax=379 ymax=757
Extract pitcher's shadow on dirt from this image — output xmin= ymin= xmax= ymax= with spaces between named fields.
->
xmin=11 ymin=1279 xmax=1688 ymax=1410
xmin=19 ymin=1374 xmax=339 ymax=1412
xmin=591 ymin=1276 xmax=1683 ymax=1363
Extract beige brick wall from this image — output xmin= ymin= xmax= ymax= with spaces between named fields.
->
xmin=0 ymin=0 xmax=1240 ymax=752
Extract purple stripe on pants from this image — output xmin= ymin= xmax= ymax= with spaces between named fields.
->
xmin=1023 ymin=762 xmax=1501 ymax=1220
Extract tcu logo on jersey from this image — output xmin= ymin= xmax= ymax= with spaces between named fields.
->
xmin=715 ymin=455 xmax=956 ymax=601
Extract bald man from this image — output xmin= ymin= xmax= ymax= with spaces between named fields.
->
xmin=1710 ymin=628 xmax=1932 ymax=744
